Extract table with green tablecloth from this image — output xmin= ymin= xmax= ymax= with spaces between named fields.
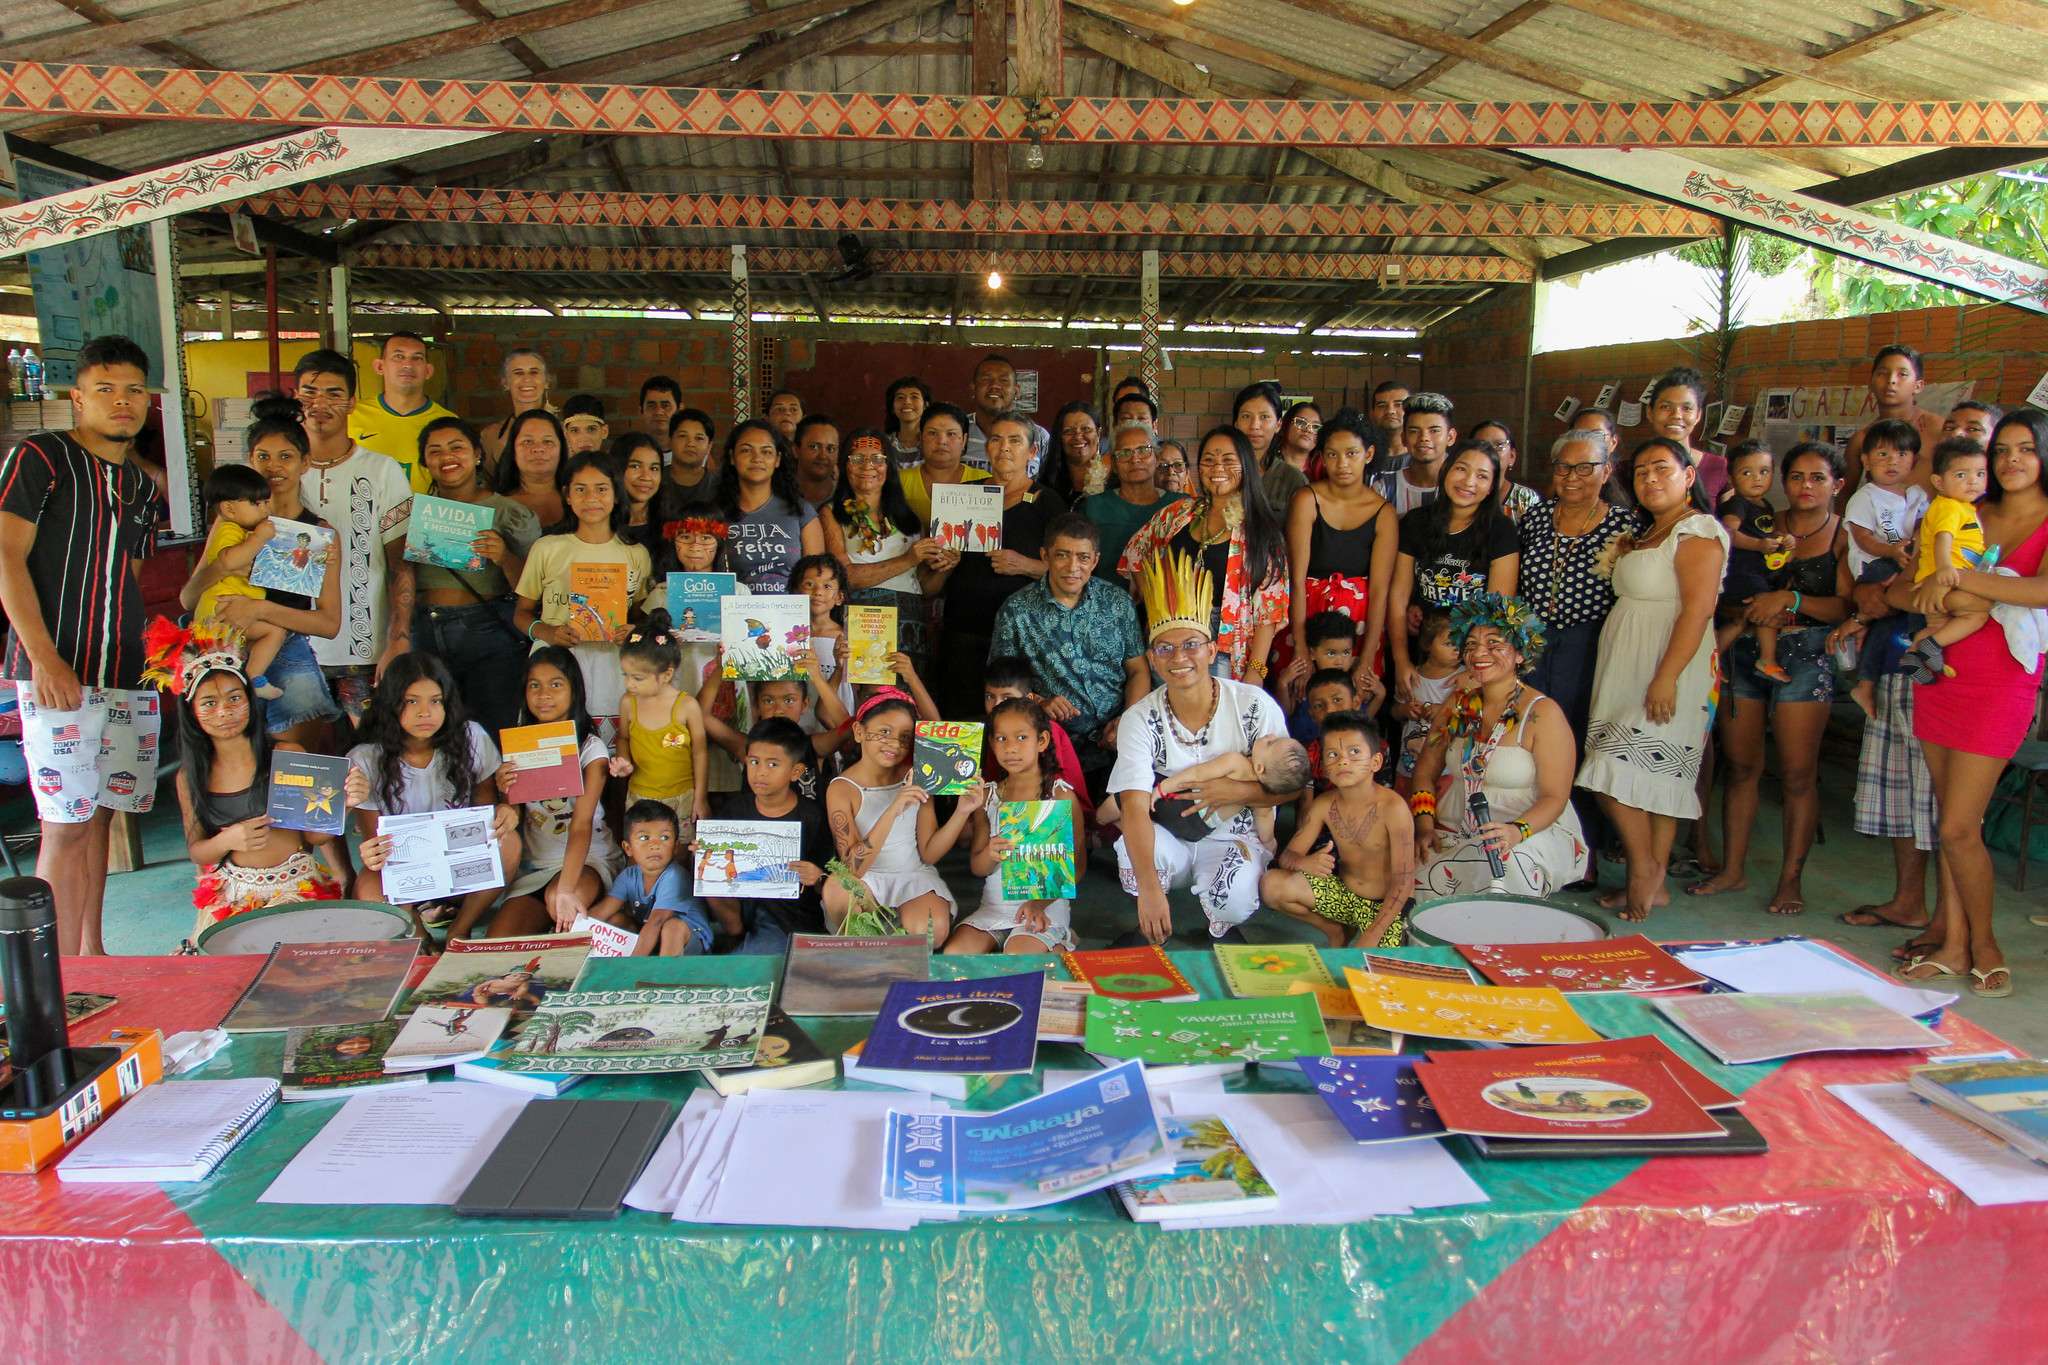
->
xmin=3 ymin=948 xmax=2043 ymax=1365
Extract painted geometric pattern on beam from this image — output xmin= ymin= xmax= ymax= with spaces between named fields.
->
xmin=10 ymin=63 xmax=2048 ymax=148
xmin=345 ymin=242 xmax=1536 ymax=282
xmin=256 ymin=186 xmax=1716 ymax=239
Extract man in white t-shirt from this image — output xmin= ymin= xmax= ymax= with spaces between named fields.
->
xmin=293 ymin=349 xmax=414 ymax=724
xmin=1110 ymin=557 xmax=1294 ymax=945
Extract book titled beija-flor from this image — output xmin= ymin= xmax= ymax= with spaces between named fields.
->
xmin=722 ymin=594 xmax=810 ymax=681
xmin=881 ymin=1058 xmax=1172 ymax=1210
xmin=403 ymin=494 xmax=492 ymax=571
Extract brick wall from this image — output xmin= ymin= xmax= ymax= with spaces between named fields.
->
xmin=443 ymin=319 xmax=734 ymax=429
xmin=1149 ymin=351 xmax=1424 ymax=442
xmin=1419 ymin=285 xmax=1535 ymax=441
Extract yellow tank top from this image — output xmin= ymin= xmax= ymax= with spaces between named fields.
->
xmin=625 ymin=691 xmax=695 ymax=798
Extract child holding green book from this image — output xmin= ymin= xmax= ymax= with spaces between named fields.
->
xmin=945 ymin=696 xmax=1085 ymax=954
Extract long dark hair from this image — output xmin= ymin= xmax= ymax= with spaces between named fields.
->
xmin=1985 ymin=407 xmax=2048 ymax=503
xmin=988 ymin=695 xmax=1058 ymax=800
xmin=1624 ymin=436 xmax=1712 ymax=514
xmin=517 ymin=644 xmax=595 ymax=748
xmin=882 ymin=376 xmax=931 ymax=443
xmin=653 ymin=498 xmax=735 ymax=577
xmin=610 ymin=430 xmax=686 ymax=527
xmin=1195 ymin=424 xmax=1286 ymax=599
xmin=717 ymin=418 xmax=805 ymax=519
xmin=551 ymin=448 xmax=631 ymax=538
xmin=178 ymin=669 xmax=270 ymax=838
xmin=831 ymin=424 xmax=921 ymax=537
xmin=1232 ymin=381 xmax=1286 ymax=470
xmin=357 ymin=653 xmax=478 ymax=816
xmin=1309 ymin=407 xmax=1379 ymax=479
xmin=1407 ymin=438 xmax=1509 ymax=572
xmin=493 ymin=408 xmax=568 ymax=494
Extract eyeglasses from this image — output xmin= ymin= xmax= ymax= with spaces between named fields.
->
xmin=1151 ymin=639 xmax=1211 ymax=659
xmin=1292 ymin=418 xmax=1322 ymax=432
xmin=846 ymin=453 xmax=888 ymax=465
xmin=1158 ymin=461 xmax=1187 ymax=474
xmin=1113 ymin=445 xmax=1157 ymax=458
xmin=1555 ymin=461 xmax=1607 ymax=479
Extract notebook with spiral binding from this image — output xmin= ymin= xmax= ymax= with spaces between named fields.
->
xmin=57 ymin=1078 xmax=280 ymax=1182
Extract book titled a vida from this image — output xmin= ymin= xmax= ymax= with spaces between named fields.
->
xmin=403 ymin=494 xmax=491 ymax=571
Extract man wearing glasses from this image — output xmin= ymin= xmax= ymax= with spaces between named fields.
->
xmin=1081 ymin=421 xmax=1186 ymax=583
xmin=1108 ymin=555 xmax=1296 ymax=946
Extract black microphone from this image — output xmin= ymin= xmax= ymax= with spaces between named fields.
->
xmin=1467 ymin=791 xmax=1508 ymax=882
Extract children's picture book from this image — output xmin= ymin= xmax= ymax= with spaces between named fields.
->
xmin=1215 ymin=942 xmax=1336 ymax=998
xmin=667 ymin=571 xmax=736 ymax=643
xmin=1084 ymin=994 xmax=1331 ymax=1066
xmin=1282 ymin=983 xmax=1402 ymax=1055
xmin=1415 ymin=1055 xmax=1728 ymax=1142
xmin=248 ymin=517 xmax=334 ymax=598
xmin=404 ymin=934 xmax=593 ymax=1029
xmin=402 ymin=494 xmax=490 ymax=571
xmin=1423 ymin=1034 xmax=1741 ymax=1110
xmin=846 ymin=604 xmax=898 ymax=686
xmin=861 ymin=972 xmax=1044 ymax=1076
xmin=382 ymin=1005 xmax=513 ymax=1073
xmin=1037 ymin=980 xmax=1095 ymax=1043
xmin=1302 ymin=1055 xmax=1448 ymax=1143
xmin=377 ymin=806 xmax=504 ymax=905
xmin=497 ymin=720 xmax=583 ymax=806
xmin=1343 ymin=966 xmax=1602 ymax=1045
xmin=913 ymin=721 xmax=983 ymax=795
xmin=1456 ymin=935 xmax=1706 ymax=994
xmin=1059 ymin=945 xmax=1199 ymax=1003
xmin=222 ymin=940 xmax=422 ymax=1033
xmin=1651 ymin=991 xmax=1947 ymax=1067
xmin=265 ymin=751 xmax=349 ymax=836
xmin=721 ymin=593 xmax=810 ymax=681
xmin=567 ymin=562 xmax=628 ymax=638
xmin=1361 ymin=953 xmax=1476 ymax=985
xmin=694 ymin=819 xmax=803 ymax=900
xmin=705 ymin=1008 xmax=836 ymax=1096
xmin=997 ymin=801 xmax=1076 ymax=900
xmin=280 ymin=1020 xmax=420 ymax=1100
xmin=1908 ymin=1059 xmax=2048 ymax=1165
xmin=882 ymin=1058 xmax=1171 ymax=1210
xmin=503 ymin=984 xmax=774 ymax=1074
xmin=928 ymin=482 xmax=1006 ymax=554
xmin=779 ymin=934 xmax=932 ymax=1016
xmin=1115 ymin=1112 xmax=1280 ymax=1221
xmin=570 ymin=913 xmax=637 ymax=958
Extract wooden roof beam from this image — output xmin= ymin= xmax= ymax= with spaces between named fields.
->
xmin=8 ymin=0 xmax=319 ymax=61
xmin=1395 ymin=0 xmax=1552 ymax=94
xmin=1727 ymin=9 xmax=1961 ymax=99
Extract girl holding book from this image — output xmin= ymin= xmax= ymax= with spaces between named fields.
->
xmin=823 ymin=689 xmax=975 ymax=941
xmin=946 ymin=696 xmax=1084 ymax=954
xmin=146 ymin=622 xmax=347 ymax=939
xmin=412 ymin=415 xmax=541 ymax=735
xmin=346 ymin=653 xmax=522 ymax=938
xmin=608 ymin=609 xmax=711 ymax=840
xmin=719 ymin=419 xmax=823 ymax=592
xmin=514 ymin=448 xmax=652 ymax=724
xmin=493 ymin=646 xmax=621 ymax=935
xmin=493 ymin=408 xmax=568 ymax=531
xmin=660 ymin=505 xmax=751 ymax=801
xmin=790 ymin=553 xmax=855 ymax=717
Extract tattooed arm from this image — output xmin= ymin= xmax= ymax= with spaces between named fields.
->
xmin=377 ymin=539 xmax=415 ymax=682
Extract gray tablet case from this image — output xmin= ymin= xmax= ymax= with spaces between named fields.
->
xmin=1468 ymin=1109 xmax=1769 ymax=1160
xmin=454 ymin=1099 xmax=671 ymax=1218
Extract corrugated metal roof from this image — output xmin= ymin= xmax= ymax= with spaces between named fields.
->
xmin=5 ymin=0 xmax=2041 ymax=328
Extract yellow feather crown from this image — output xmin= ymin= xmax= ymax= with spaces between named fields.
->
xmin=1137 ymin=549 xmax=1216 ymax=644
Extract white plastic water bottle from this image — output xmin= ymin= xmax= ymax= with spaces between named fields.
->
xmin=20 ymin=350 xmax=41 ymax=400
xmin=3 ymin=350 xmax=18 ymax=399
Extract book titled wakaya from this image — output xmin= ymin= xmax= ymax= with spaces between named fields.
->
xmin=778 ymin=934 xmax=932 ymax=1016
xmin=861 ymin=972 xmax=1044 ymax=1076
xmin=667 ymin=571 xmax=735 ymax=643
xmin=498 ymin=720 xmax=583 ymax=805
xmin=1423 ymin=1035 xmax=1742 ymax=1110
xmin=1344 ymin=966 xmax=1602 ymax=1045
xmin=913 ymin=722 xmax=983 ymax=795
xmin=1216 ymin=942 xmax=1336 ymax=998
xmin=567 ymin=562 xmax=628 ymax=637
xmin=721 ymin=593 xmax=810 ymax=681
xmin=266 ymin=751 xmax=349 ymax=835
xmin=998 ymin=801 xmax=1075 ymax=900
xmin=846 ymin=604 xmax=898 ymax=685
xmin=1060 ymin=945 xmax=1199 ymax=1003
xmin=1084 ymin=994 xmax=1331 ymax=1066
xmin=403 ymin=494 xmax=491 ymax=571
xmin=248 ymin=517 xmax=334 ymax=598
xmin=222 ymin=940 xmax=422 ymax=1033
xmin=1456 ymin=935 xmax=1706 ymax=994
xmin=1415 ymin=1055 xmax=1728 ymax=1141
xmin=928 ymin=482 xmax=1005 ymax=554
xmin=1302 ymin=1054 xmax=1447 ymax=1143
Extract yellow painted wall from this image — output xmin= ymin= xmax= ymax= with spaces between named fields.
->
xmin=182 ymin=338 xmax=451 ymax=473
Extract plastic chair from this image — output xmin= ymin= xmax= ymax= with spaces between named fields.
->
xmin=1991 ymin=739 xmax=2048 ymax=890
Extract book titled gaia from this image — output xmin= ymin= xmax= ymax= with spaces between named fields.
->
xmin=998 ymin=800 xmax=1075 ymax=899
xmin=404 ymin=494 xmax=491 ymax=571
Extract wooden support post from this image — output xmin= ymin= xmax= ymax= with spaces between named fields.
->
xmin=264 ymin=245 xmax=281 ymax=390
xmin=329 ymin=262 xmax=352 ymax=352
xmin=1140 ymin=248 xmax=1160 ymax=397
xmin=1014 ymin=0 xmax=1063 ymax=104
xmin=730 ymin=244 xmax=751 ymax=421
xmin=970 ymin=0 xmax=1009 ymax=203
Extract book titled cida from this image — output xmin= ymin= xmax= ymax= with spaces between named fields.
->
xmin=266 ymin=751 xmax=349 ymax=836
xmin=860 ymin=972 xmax=1044 ymax=1077
xmin=498 ymin=720 xmax=583 ymax=805
xmin=1456 ymin=935 xmax=1706 ymax=994
xmin=1415 ymin=1055 xmax=1728 ymax=1142
xmin=1059 ymin=945 xmax=1199 ymax=1003
xmin=913 ymin=721 xmax=983 ymax=795
xmin=403 ymin=494 xmax=491 ymax=571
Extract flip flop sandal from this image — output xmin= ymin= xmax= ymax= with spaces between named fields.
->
xmin=1892 ymin=936 xmax=1942 ymax=962
xmin=1895 ymin=956 xmax=1964 ymax=982
xmin=1838 ymin=906 xmax=1932 ymax=929
xmin=1970 ymin=967 xmax=2014 ymax=998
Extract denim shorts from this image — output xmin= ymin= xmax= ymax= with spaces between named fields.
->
xmin=1727 ymin=627 xmax=1835 ymax=705
xmin=264 ymin=633 xmax=341 ymax=732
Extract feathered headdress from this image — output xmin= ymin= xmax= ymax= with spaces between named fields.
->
xmin=663 ymin=516 xmax=729 ymax=541
xmin=140 ymin=617 xmax=248 ymax=699
xmin=1137 ymin=550 xmax=1215 ymax=644
xmin=1448 ymin=593 xmax=1546 ymax=672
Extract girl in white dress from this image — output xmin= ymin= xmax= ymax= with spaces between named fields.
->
xmin=1576 ymin=438 xmax=1730 ymax=922
xmin=946 ymin=696 xmax=1087 ymax=954
xmin=1412 ymin=596 xmax=1587 ymax=900
xmin=823 ymin=688 xmax=975 ymax=941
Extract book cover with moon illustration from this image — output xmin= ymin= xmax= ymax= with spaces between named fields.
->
xmin=859 ymin=972 xmax=1044 ymax=1076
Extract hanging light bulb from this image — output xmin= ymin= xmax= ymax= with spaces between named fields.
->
xmin=987 ymin=269 xmax=1004 ymax=290
xmin=1025 ymin=130 xmax=1045 ymax=170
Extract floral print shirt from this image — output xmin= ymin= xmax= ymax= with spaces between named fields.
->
xmin=1117 ymin=497 xmax=1290 ymax=680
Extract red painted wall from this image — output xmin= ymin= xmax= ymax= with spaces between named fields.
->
xmin=775 ymin=340 xmax=1101 ymax=435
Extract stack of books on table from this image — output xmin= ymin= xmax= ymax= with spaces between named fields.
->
xmin=843 ymin=972 xmax=1042 ymax=1100
xmin=1908 ymin=1059 xmax=2048 ymax=1165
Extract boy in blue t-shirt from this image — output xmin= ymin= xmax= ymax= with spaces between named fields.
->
xmin=590 ymin=799 xmax=714 ymax=956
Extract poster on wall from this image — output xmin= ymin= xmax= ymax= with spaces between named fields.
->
xmin=14 ymin=159 xmax=166 ymax=390
xmin=1750 ymin=382 xmax=1974 ymax=457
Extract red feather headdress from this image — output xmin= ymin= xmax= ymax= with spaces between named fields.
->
xmin=140 ymin=617 xmax=248 ymax=699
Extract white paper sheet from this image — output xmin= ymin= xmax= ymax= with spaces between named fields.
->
xmin=1830 ymin=1082 xmax=2048 ymax=1207
xmin=675 ymin=1092 xmax=748 ymax=1222
xmin=257 ymin=1082 xmax=531 ymax=1205
xmin=377 ymin=807 xmax=504 ymax=904
xmin=1675 ymin=942 xmax=1957 ymax=1017
xmin=624 ymin=1090 xmax=723 ymax=1213
xmin=699 ymin=1089 xmax=939 ymax=1231
xmin=1043 ymin=1068 xmax=1227 ymax=1097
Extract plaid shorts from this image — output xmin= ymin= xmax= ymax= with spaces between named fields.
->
xmin=1854 ymin=673 xmax=1937 ymax=851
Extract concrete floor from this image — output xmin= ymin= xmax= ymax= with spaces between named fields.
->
xmin=85 ymin=705 xmax=2048 ymax=1056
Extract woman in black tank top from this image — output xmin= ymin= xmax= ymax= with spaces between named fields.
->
xmin=1281 ymin=411 xmax=1399 ymax=703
